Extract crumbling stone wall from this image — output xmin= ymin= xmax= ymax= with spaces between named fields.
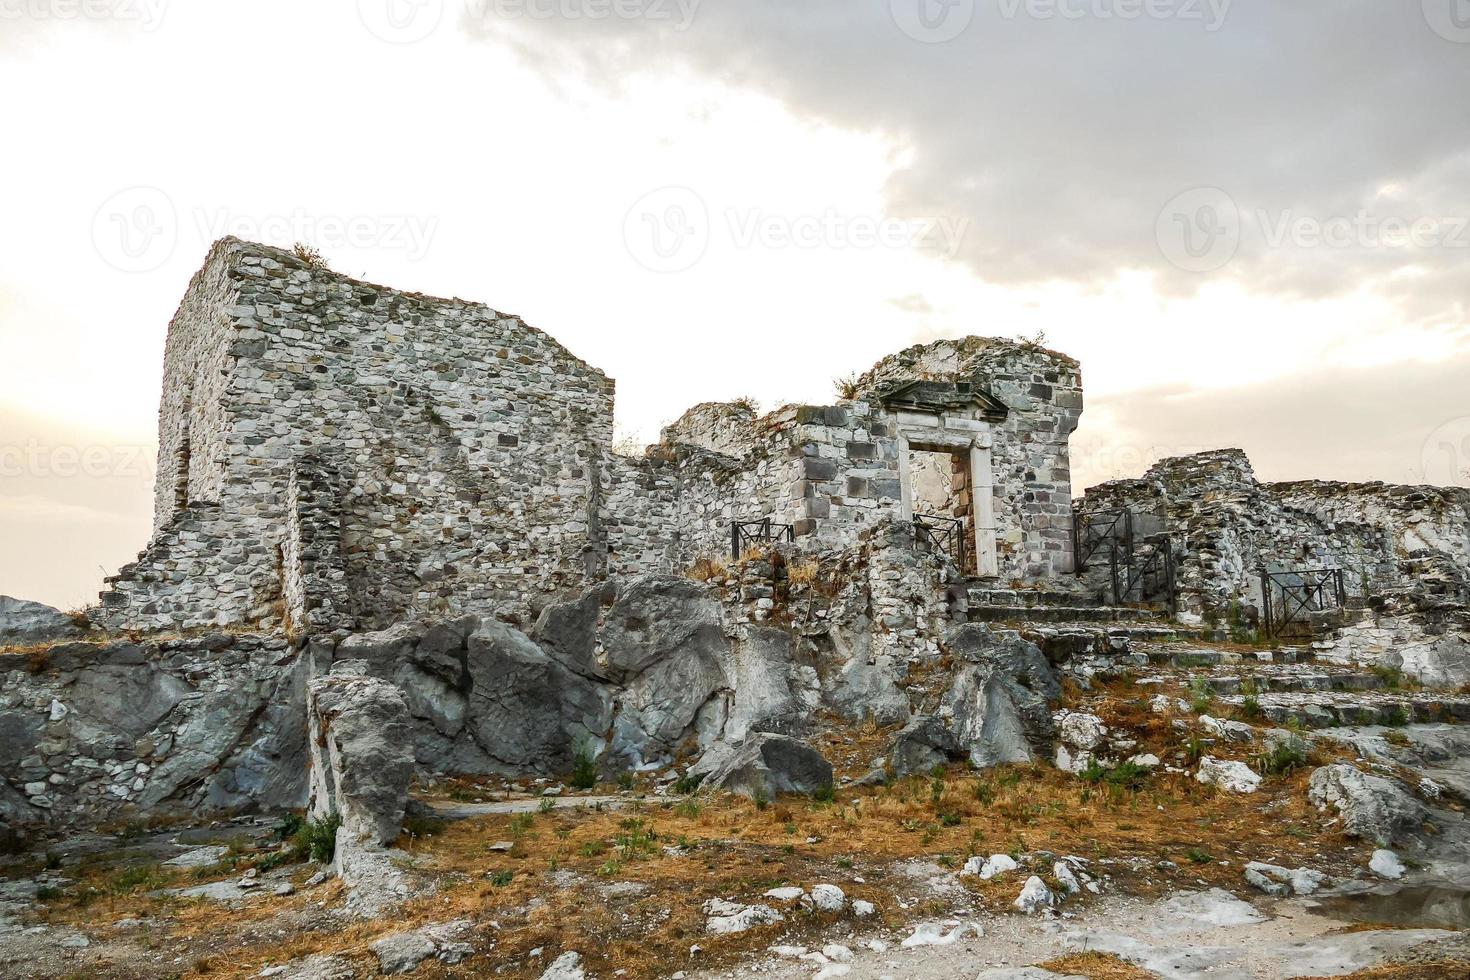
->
xmin=99 ymin=242 xmax=1083 ymax=633
xmin=1080 ymin=449 xmax=1470 ymax=623
xmin=853 ymin=338 xmax=1084 ymax=579
xmin=101 ymin=238 xmax=616 ymax=632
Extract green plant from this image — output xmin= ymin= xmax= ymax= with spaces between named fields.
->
xmin=674 ymin=799 xmax=702 ymax=819
xmin=538 ymin=798 xmax=556 ymax=815
xmin=403 ymin=814 xmax=447 ymax=838
xmin=1188 ymin=677 xmax=1214 ymax=714
xmin=813 ymin=783 xmax=835 ymax=803
xmin=973 ymin=781 xmax=995 ymax=806
xmin=43 ymin=850 xmax=62 ymax=870
xmin=488 ymin=870 xmax=513 ymax=887
xmin=754 ymin=791 xmax=769 ymax=811
xmin=274 ymin=812 xmax=305 ymax=841
xmin=1186 ymin=848 xmax=1213 ymax=864
xmin=617 ymin=771 xmax=636 ymax=791
xmin=836 ymin=856 xmax=854 ymax=869
xmin=293 ymin=814 xmax=342 ymax=864
xmin=580 ymin=840 xmax=607 ymax=858
xmin=1370 ymin=665 xmax=1404 ymax=690
xmin=109 ymin=863 xmax=168 ymax=894
xmin=1182 ymin=732 xmax=1206 ymax=765
xmin=673 ymin=772 xmax=706 ymax=795
xmin=1254 ymin=741 xmax=1307 ymax=777
xmin=1239 ymin=694 xmax=1262 ymax=719
xmin=569 ymin=743 xmax=599 ymax=791
xmin=1380 ymin=705 xmax=1411 ymax=727
xmin=35 ymin=885 xmax=63 ymax=901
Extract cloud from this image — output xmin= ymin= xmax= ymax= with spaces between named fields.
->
xmin=462 ymin=1 xmax=1470 ymax=323
xmin=1071 ymin=349 xmax=1470 ymax=491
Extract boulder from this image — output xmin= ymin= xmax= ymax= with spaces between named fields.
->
xmin=532 ymin=589 xmax=605 ymax=680
xmin=371 ymin=920 xmax=473 ymax=973
xmin=1013 ymin=876 xmax=1058 ymax=914
xmin=1243 ymin=861 xmax=1327 ymax=897
xmin=600 ymin=576 xmax=727 ymax=683
xmin=940 ymin=625 xmax=1060 ymax=768
xmin=1369 ymin=849 xmax=1406 ymax=880
xmin=0 ymin=596 xmax=83 ymax=646
xmin=727 ymin=627 xmax=819 ymax=740
xmin=822 ymin=623 xmax=912 ymax=727
xmin=691 ymin=733 xmax=833 ymax=800
xmin=889 ymin=714 xmax=965 ymax=777
xmin=1195 ymin=757 xmax=1261 ymax=794
xmin=539 ymin=951 xmax=586 ymax=979
xmin=1053 ymin=710 xmax=1107 ymax=773
xmin=1307 ymin=764 xmax=1427 ymax=846
xmin=703 ymin=898 xmax=784 ymax=934
xmin=307 ymin=664 xmax=415 ymax=846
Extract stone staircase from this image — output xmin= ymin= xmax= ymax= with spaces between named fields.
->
xmin=965 ymin=580 xmax=1201 ymax=660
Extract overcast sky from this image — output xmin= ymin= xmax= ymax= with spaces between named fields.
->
xmin=2 ymin=0 xmax=1468 ymax=608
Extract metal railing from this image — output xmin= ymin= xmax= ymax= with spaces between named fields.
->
xmin=1112 ymin=536 xmax=1176 ymax=613
xmin=1074 ymin=510 xmax=1133 ymax=573
xmin=730 ymin=518 xmax=795 ymax=560
xmin=1260 ymin=567 xmax=1346 ymax=638
xmin=914 ymin=513 xmax=966 ymax=572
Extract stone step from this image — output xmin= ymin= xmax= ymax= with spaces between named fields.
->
xmin=1197 ymin=671 xmax=1386 ymax=695
xmin=969 ymin=604 xmax=1166 ymax=625
xmin=1144 ymin=647 xmax=1316 ymax=668
xmin=1213 ymin=691 xmax=1470 ymax=729
xmin=966 ymin=587 xmax=1104 ymax=609
xmin=1021 ymin=624 xmax=1204 ymax=662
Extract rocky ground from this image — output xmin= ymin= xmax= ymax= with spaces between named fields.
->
xmin=3 ymin=636 xmax=1467 ymax=980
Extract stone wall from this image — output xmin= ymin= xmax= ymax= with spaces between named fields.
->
xmin=98 ymin=241 xmax=1083 ymax=633
xmin=1079 ymin=449 xmax=1470 ymax=623
xmin=102 ymin=238 xmax=616 ymax=632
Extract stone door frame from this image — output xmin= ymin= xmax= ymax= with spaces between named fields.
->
xmin=893 ymin=411 xmax=998 ymax=578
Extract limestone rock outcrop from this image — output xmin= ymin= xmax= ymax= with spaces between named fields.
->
xmin=1308 ymin=764 xmax=1427 ymax=846
xmin=308 ymin=664 xmax=415 ymax=847
xmin=0 ymin=596 xmax=82 ymax=646
xmin=938 ymin=624 xmax=1061 ymax=768
xmin=691 ymin=733 xmax=834 ymax=800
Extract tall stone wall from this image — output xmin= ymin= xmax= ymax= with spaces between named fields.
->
xmin=102 ymin=238 xmax=616 ymax=631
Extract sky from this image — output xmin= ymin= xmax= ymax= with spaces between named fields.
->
xmin=1 ymin=0 xmax=1467 ymax=609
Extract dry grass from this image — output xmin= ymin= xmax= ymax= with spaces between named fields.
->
xmin=69 ymin=756 xmax=1354 ymax=979
xmin=1292 ymin=964 xmax=1470 ymax=980
xmin=1039 ymin=950 xmax=1156 ymax=980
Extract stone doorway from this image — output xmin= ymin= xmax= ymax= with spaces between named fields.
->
xmin=898 ymin=433 xmax=998 ymax=579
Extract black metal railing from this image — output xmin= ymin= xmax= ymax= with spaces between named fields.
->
xmin=1112 ymin=536 xmax=1176 ymax=613
xmin=914 ymin=513 xmax=966 ymax=571
xmin=1260 ymin=567 xmax=1346 ymax=638
xmin=1074 ymin=510 xmax=1133 ymax=573
xmin=731 ymin=518 xmax=795 ymax=560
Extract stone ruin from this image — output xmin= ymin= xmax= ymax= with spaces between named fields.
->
xmin=2 ymin=236 xmax=1468 ymax=851
xmin=93 ymin=239 xmax=1084 ymax=634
